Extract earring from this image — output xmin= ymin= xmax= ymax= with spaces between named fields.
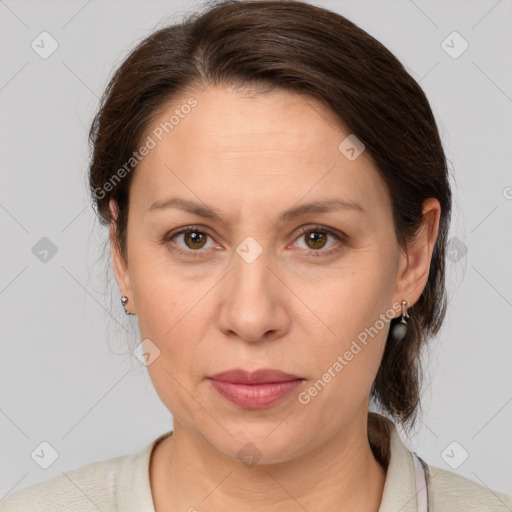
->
xmin=121 ymin=295 xmax=134 ymax=315
xmin=391 ymin=300 xmax=409 ymax=340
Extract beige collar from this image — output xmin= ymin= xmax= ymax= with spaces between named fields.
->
xmin=368 ymin=412 xmax=425 ymax=512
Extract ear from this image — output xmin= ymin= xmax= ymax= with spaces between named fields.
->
xmin=392 ymin=197 xmax=441 ymax=312
xmin=109 ymin=198 xmax=135 ymax=312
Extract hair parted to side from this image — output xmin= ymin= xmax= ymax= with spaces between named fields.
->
xmin=88 ymin=0 xmax=452 ymax=431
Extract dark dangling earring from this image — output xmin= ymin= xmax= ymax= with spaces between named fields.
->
xmin=391 ymin=300 xmax=409 ymax=340
xmin=121 ymin=295 xmax=134 ymax=315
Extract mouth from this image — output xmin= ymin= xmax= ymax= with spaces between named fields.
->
xmin=207 ymin=368 xmax=305 ymax=409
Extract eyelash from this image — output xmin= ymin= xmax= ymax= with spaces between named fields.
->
xmin=163 ymin=224 xmax=346 ymax=259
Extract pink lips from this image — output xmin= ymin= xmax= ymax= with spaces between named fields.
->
xmin=207 ymin=368 xmax=304 ymax=409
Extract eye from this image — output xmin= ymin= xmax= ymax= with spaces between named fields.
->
xmin=164 ymin=226 xmax=218 ymax=257
xmin=292 ymin=225 xmax=345 ymax=258
xmin=163 ymin=224 xmax=346 ymax=259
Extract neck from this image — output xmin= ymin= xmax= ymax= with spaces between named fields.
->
xmin=150 ymin=407 xmax=387 ymax=512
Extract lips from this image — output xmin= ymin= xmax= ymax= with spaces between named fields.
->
xmin=208 ymin=368 xmax=303 ymax=384
xmin=207 ymin=368 xmax=305 ymax=409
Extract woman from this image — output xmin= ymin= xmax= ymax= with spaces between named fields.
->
xmin=2 ymin=0 xmax=511 ymax=510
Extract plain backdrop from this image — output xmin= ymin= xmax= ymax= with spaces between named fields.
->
xmin=1 ymin=0 xmax=511 ymax=500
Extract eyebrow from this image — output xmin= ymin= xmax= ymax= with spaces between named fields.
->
xmin=148 ymin=196 xmax=366 ymax=223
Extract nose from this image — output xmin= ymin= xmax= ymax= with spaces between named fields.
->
xmin=216 ymin=247 xmax=291 ymax=344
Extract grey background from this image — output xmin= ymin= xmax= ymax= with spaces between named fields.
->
xmin=1 ymin=0 xmax=511 ymax=500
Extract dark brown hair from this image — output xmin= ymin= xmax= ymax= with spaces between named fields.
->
xmin=88 ymin=0 xmax=452 ymax=430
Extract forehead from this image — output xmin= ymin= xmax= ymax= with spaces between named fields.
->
xmin=155 ymin=85 xmax=343 ymax=152
xmin=131 ymin=85 xmax=390 ymax=220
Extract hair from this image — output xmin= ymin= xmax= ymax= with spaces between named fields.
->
xmin=88 ymin=0 xmax=452 ymax=431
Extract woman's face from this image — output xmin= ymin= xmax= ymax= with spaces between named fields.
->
xmin=111 ymin=85 xmax=427 ymax=463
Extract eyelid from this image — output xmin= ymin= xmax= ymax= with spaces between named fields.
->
xmin=292 ymin=224 xmax=346 ymax=241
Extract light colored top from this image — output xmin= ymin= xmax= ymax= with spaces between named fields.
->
xmin=1 ymin=412 xmax=511 ymax=511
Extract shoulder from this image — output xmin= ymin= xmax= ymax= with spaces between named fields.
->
xmin=427 ymin=463 xmax=512 ymax=511
xmin=0 ymin=452 xmax=134 ymax=512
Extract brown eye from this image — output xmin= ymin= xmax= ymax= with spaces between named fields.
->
xmin=304 ymin=231 xmax=328 ymax=250
xmin=164 ymin=224 xmax=345 ymax=260
xmin=293 ymin=225 xmax=345 ymax=258
xmin=182 ymin=230 xmax=208 ymax=249
xmin=164 ymin=226 xmax=217 ymax=257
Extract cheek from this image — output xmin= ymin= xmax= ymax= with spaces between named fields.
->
xmin=142 ymin=310 xmax=208 ymax=421
xmin=296 ymin=308 xmax=390 ymax=431
xmin=301 ymin=249 xmax=396 ymax=339
xmin=129 ymin=246 xmax=204 ymax=338
xmin=296 ymin=253 xmax=396 ymax=406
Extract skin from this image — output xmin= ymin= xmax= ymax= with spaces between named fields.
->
xmin=110 ymin=84 xmax=441 ymax=511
